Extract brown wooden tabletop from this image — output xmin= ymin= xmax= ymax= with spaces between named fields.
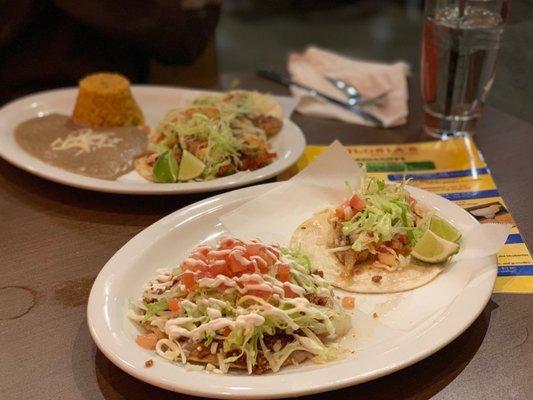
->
xmin=1 ymin=72 xmax=531 ymax=400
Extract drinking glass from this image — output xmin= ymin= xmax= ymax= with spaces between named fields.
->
xmin=421 ymin=0 xmax=510 ymax=139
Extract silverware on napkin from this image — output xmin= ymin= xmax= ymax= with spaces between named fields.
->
xmin=257 ymin=69 xmax=383 ymax=127
xmin=325 ymin=76 xmax=391 ymax=107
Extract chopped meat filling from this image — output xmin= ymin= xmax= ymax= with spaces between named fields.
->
xmin=306 ymin=293 xmax=331 ymax=307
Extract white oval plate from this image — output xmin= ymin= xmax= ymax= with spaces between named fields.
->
xmin=0 ymin=86 xmax=305 ymax=194
xmin=87 ymin=183 xmax=496 ymax=399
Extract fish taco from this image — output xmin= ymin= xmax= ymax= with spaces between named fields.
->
xmin=191 ymin=90 xmax=283 ymax=137
xmin=134 ymin=105 xmax=276 ymax=183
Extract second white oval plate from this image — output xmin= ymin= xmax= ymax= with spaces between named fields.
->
xmin=0 ymin=86 xmax=305 ymax=194
xmin=87 ymin=183 xmax=496 ymax=399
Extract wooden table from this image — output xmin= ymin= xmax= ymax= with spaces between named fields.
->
xmin=1 ymin=73 xmax=531 ymax=400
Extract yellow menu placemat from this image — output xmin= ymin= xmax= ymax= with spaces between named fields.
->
xmin=279 ymin=137 xmax=532 ymax=294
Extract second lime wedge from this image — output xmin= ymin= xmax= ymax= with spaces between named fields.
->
xmin=178 ymin=150 xmax=205 ymax=181
xmin=411 ymin=230 xmax=460 ymax=263
xmin=429 ymin=214 xmax=462 ymax=242
xmin=153 ymin=150 xmax=179 ymax=183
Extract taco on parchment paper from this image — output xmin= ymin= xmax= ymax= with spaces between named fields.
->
xmin=290 ymin=177 xmax=461 ymax=294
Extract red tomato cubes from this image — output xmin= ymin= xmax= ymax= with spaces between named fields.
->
xmin=135 ymin=333 xmax=158 ymax=349
xmin=341 ymin=296 xmax=355 ymax=310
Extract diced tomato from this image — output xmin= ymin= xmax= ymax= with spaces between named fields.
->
xmin=216 ymin=283 xmax=231 ymax=292
xmin=135 ymin=333 xmax=158 ymax=350
xmin=234 ymin=259 xmax=255 ymax=275
xmin=259 ymin=250 xmax=278 ymax=267
xmin=167 ymin=298 xmax=181 ymax=312
xmin=209 ymin=251 xmax=228 ymax=261
xmin=245 ymin=243 xmax=263 ymax=257
xmin=180 ymin=260 xmax=198 ymax=272
xmin=277 ymin=264 xmax=292 ymax=282
xmin=219 ymin=238 xmax=243 ymax=250
xmin=397 ymin=234 xmax=408 ymax=244
xmin=391 ymin=238 xmax=403 ymax=251
xmin=228 ymin=253 xmax=249 ymax=274
xmin=344 ymin=206 xmax=354 ymax=220
xmin=269 ymin=246 xmax=282 ymax=258
xmin=196 ymin=246 xmax=210 ymax=256
xmin=349 ymin=195 xmax=366 ymax=213
xmin=252 ymin=258 xmax=269 ymax=274
xmin=222 ymin=327 xmax=232 ymax=336
xmin=341 ymin=296 xmax=355 ymax=310
xmin=247 ymin=289 xmax=271 ymax=299
xmin=181 ymin=272 xmax=198 ymax=291
xmin=243 ymin=279 xmax=270 ymax=298
xmin=283 ymin=286 xmax=299 ymax=298
xmin=245 ymin=263 xmax=257 ymax=274
xmin=259 ymin=249 xmax=277 ymax=267
xmin=190 ymin=252 xmax=208 ymax=263
xmin=335 ymin=207 xmax=345 ymax=219
xmin=219 ymin=242 xmax=231 ymax=250
xmin=210 ymin=262 xmax=230 ymax=277
xmin=196 ymin=263 xmax=214 ymax=278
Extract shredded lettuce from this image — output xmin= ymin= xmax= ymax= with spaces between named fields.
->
xmin=135 ymin=251 xmax=349 ymax=373
xmin=192 ymin=91 xmax=275 ymax=117
xmin=153 ymin=109 xmax=269 ymax=181
xmin=342 ymin=176 xmax=423 ymax=254
xmin=143 ymin=298 xmax=169 ymax=320
xmin=281 ymin=247 xmax=311 ymax=272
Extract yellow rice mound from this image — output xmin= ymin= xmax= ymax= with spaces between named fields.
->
xmin=72 ymin=72 xmax=144 ymax=127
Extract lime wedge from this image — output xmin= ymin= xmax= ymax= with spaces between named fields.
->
xmin=429 ymin=214 xmax=462 ymax=242
xmin=178 ymin=150 xmax=205 ymax=181
xmin=411 ymin=230 xmax=460 ymax=263
xmin=153 ymin=150 xmax=179 ymax=183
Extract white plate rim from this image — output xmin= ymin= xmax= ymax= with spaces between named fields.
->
xmin=0 ymin=86 xmax=306 ymax=194
xmin=87 ymin=182 xmax=496 ymax=399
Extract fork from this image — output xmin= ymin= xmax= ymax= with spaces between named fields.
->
xmin=257 ymin=69 xmax=383 ymax=127
xmin=325 ymin=76 xmax=390 ymax=107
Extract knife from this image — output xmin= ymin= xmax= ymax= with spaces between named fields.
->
xmin=257 ymin=69 xmax=383 ymax=127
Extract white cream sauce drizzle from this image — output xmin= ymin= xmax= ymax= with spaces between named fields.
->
xmin=141 ymin=237 xmax=341 ymax=345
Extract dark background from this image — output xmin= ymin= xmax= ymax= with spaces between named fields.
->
xmin=215 ymin=0 xmax=532 ymax=123
xmin=1 ymin=0 xmax=531 ymax=123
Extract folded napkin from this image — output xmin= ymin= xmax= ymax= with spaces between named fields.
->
xmin=287 ymin=46 xmax=409 ymax=127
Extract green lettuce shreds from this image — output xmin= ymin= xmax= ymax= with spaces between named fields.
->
xmin=143 ymin=298 xmax=169 ymax=320
xmin=129 ymin=237 xmax=352 ymax=374
xmin=342 ymin=177 xmax=424 ymax=253
xmin=158 ymin=112 xmax=241 ymax=180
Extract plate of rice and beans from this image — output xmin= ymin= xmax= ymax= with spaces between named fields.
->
xmin=0 ymin=73 xmax=305 ymax=194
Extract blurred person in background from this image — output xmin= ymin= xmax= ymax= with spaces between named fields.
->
xmin=0 ymin=0 xmax=221 ymax=105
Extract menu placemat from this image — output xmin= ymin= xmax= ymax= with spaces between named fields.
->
xmin=278 ymin=137 xmax=532 ymax=294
